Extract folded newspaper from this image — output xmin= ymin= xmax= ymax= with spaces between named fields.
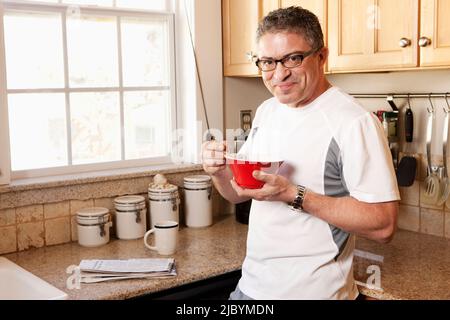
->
xmin=78 ymin=258 xmax=177 ymax=283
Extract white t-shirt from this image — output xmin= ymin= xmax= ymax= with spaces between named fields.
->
xmin=237 ymin=87 xmax=400 ymax=300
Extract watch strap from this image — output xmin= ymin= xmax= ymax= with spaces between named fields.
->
xmin=290 ymin=185 xmax=306 ymax=211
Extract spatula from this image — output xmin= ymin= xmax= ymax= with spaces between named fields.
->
xmin=421 ymin=99 xmax=441 ymax=205
xmin=437 ymin=97 xmax=450 ymax=205
xmin=397 ymin=98 xmax=416 ymax=187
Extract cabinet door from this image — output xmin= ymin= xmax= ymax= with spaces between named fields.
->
xmin=222 ymin=0 xmax=261 ymax=77
xmin=420 ymin=0 xmax=450 ymax=67
xmin=262 ymin=0 xmax=279 ymax=16
xmin=328 ymin=0 xmax=419 ymax=72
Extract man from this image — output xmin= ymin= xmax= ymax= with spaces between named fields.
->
xmin=203 ymin=7 xmax=399 ymax=300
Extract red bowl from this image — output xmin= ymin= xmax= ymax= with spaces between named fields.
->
xmin=226 ymin=155 xmax=282 ymax=189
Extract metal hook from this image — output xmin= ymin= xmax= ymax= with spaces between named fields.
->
xmin=445 ymin=93 xmax=450 ymax=113
xmin=387 ymin=95 xmax=399 ymax=112
xmin=427 ymin=93 xmax=435 ymax=113
xmin=407 ymin=94 xmax=412 ymax=110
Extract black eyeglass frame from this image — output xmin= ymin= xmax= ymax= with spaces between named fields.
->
xmin=254 ymin=48 xmax=319 ymax=72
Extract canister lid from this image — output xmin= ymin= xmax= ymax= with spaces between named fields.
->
xmin=77 ymin=207 xmax=110 ymax=225
xmin=77 ymin=207 xmax=109 ymax=217
xmin=184 ymin=175 xmax=211 ymax=189
xmin=148 ymin=184 xmax=178 ymax=194
xmin=148 ymin=173 xmax=178 ymax=194
xmin=184 ymin=175 xmax=211 ymax=183
xmin=114 ymin=195 xmax=145 ymax=205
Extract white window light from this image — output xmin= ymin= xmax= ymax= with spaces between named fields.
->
xmin=0 ymin=0 xmax=177 ymax=179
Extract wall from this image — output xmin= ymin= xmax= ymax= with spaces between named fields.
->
xmin=175 ymin=0 xmax=223 ymax=164
xmin=224 ymin=77 xmax=272 ymax=131
xmin=223 ymin=69 xmax=450 ymax=239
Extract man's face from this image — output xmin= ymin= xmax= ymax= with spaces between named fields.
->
xmin=257 ymin=32 xmax=327 ymax=108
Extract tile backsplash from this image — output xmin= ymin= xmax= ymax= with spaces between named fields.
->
xmin=398 ymin=153 xmax=449 ymax=239
xmin=2 ymin=154 xmax=449 ymax=255
xmin=0 ymin=168 xmax=234 ymax=255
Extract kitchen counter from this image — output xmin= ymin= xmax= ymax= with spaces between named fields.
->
xmin=4 ymin=215 xmax=247 ymax=300
xmin=3 ymin=215 xmax=449 ymax=300
xmin=354 ymin=229 xmax=450 ymax=300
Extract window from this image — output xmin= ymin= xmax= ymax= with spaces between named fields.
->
xmin=0 ymin=0 xmax=175 ymax=178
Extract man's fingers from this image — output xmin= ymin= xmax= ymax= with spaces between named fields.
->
xmin=230 ymin=179 xmax=264 ymax=199
xmin=204 ymin=141 xmax=226 ymax=152
xmin=253 ymin=171 xmax=276 ymax=184
xmin=203 ymin=150 xmax=225 ymax=161
xmin=230 ymin=179 xmax=245 ymax=196
xmin=203 ymin=159 xmax=226 ymax=166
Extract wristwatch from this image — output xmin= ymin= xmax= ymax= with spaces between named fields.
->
xmin=290 ymin=185 xmax=307 ymax=211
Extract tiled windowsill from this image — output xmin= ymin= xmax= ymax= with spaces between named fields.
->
xmin=0 ymin=163 xmax=205 ymax=210
xmin=0 ymin=163 xmax=203 ymax=194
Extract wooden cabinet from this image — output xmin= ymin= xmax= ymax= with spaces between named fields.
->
xmin=420 ymin=0 xmax=450 ymax=67
xmin=223 ymin=0 xmax=450 ymax=76
xmin=328 ymin=0 xmax=450 ymax=73
xmin=222 ymin=0 xmax=261 ymax=77
xmin=328 ymin=0 xmax=419 ymax=72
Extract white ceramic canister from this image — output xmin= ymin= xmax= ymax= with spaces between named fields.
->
xmin=148 ymin=183 xmax=180 ymax=229
xmin=76 ymin=207 xmax=112 ymax=247
xmin=183 ymin=175 xmax=213 ymax=228
xmin=114 ymin=195 xmax=147 ymax=240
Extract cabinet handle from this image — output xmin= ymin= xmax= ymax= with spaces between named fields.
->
xmin=246 ymin=51 xmax=257 ymax=62
xmin=419 ymin=37 xmax=431 ymax=47
xmin=399 ymin=38 xmax=411 ymax=48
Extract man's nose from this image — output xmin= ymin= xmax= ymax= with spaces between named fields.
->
xmin=273 ymin=62 xmax=290 ymax=81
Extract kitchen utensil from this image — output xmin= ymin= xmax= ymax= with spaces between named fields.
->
xmin=396 ymin=95 xmax=417 ymax=187
xmin=421 ymin=96 xmax=441 ymax=205
xmin=437 ymin=95 xmax=450 ymax=205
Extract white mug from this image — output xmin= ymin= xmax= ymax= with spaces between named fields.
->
xmin=144 ymin=220 xmax=179 ymax=255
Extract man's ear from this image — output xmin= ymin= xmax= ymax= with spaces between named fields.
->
xmin=318 ymin=47 xmax=329 ymax=66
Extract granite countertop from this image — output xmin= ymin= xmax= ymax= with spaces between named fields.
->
xmin=4 ymin=216 xmax=247 ymax=300
xmin=354 ymin=229 xmax=450 ymax=300
xmin=3 ymin=215 xmax=450 ymax=300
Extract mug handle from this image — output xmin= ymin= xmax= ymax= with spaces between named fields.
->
xmin=144 ymin=229 xmax=157 ymax=251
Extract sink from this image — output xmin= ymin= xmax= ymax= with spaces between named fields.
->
xmin=0 ymin=257 xmax=68 ymax=300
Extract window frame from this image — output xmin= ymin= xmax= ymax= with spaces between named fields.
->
xmin=0 ymin=0 xmax=178 ymax=180
xmin=0 ymin=4 xmax=11 ymax=185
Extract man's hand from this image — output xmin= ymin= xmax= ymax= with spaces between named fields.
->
xmin=230 ymin=170 xmax=297 ymax=203
xmin=202 ymin=140 xmax=227 ymax=177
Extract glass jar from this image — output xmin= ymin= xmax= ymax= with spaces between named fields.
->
xmin=183 ymin=175 xmax=213 ymax=228
xmin=148 ymin=184 xmax=180 ymax=229
xmin=76 ymin=207 xmax=112 ymax=247
xmin=114 ymin=195 xmax=147 ymax=240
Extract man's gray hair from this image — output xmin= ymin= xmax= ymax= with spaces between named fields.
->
xmin=256 ymin=6 xmax=324 ymax=51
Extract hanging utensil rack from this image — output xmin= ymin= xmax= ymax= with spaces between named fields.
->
xmin=351 ymin=93 xmax=449 ymax=99
xmin=351 ymin=93 xmax=449 ymax=112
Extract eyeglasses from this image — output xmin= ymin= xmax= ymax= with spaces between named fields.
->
xmin=255 ymin=49 xmax=318 ymax=72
